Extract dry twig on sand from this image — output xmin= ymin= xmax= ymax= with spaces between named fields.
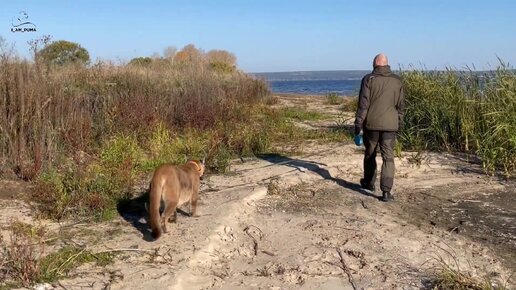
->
xmin=336 ymin=247 xmax=359 ymax=290
xmin=243 ymin=225 xmax=264 ymax=256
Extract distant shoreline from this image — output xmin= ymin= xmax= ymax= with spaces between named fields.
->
xmin=253 ymin=70 xmax=368 ymax=82
xmin=273 ymin=92 xmax=357 ymax=98
xmin=253 ymin=69 xmax=507 ymax=81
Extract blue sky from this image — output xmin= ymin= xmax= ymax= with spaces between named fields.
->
xmin=0 ymin=0 xmax=514 ymax=72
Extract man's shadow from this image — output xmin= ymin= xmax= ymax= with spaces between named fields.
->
xmin=256 ymin=153 xmax=380 ymax=200
xmin=117 ymin=188 xmax=191 ymax=242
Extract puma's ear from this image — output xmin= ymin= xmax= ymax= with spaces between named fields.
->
xmin=191 ymin=160 xmax=202 ymax=173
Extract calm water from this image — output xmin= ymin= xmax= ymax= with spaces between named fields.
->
xmin=269 ymin=79 xmax=361 ymax=95
xmin=253 ymin=70 xmax=368 ymax=96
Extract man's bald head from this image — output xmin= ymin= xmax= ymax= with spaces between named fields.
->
xmin=373 ymin=54 xmax=388 ymax=68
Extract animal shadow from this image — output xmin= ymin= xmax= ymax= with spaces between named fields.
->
xmin=116 ymin=188 xmax=191 ymax=242
xmin=117 ymin=190 xmax=154 ymax=242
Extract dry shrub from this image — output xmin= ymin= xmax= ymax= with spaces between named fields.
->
xmin=325 ymin=92 xmax=343 ymax=105
xmin=263 ymin=95 xmax=280 ymax=106
xmin=1 ymin=41 xmax=346 ymax=221
xmin=0 ymin=51 xmax=269 ymax=179
xmin=341 ymin=97 xmax=359 ymax=112
xmin=0 ymin=220 xmax=115 ymax=288
xmin=0 ymin=221 xmax=47 ymax=287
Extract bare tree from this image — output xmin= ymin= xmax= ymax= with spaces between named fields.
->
xmin=151 ymin=52 xmax=161 ymax=60
xmin=163 ymin=46 xmax=177 ymax=61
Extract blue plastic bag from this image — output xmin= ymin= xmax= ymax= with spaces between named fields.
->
xmin=354 ymin=134 xmax=363 ymax=146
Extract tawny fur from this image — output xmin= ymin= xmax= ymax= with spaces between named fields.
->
xmin=149 ymin=160 xmax=205 ymax=240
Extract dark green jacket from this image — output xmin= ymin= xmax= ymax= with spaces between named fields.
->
xmin=354 ymin=65 xmax=404 ymax=134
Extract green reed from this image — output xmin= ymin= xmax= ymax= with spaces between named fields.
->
xmin=399 ymin=63 xmax=515 ymax=177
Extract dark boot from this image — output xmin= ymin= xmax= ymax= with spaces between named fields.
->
xmin=360 ymin=178 xmax=375 ymax=192
xmin=380 ymin=191 xmax=394 ymax=202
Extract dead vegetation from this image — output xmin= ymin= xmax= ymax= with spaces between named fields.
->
xmin=423 ymin=254 xmax=510 ymax=290
xmin=0 ymin=220 xmax=117 ymax=288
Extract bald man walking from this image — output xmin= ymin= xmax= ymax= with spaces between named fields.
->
xmin=354 ymin=54 xmax=404 ymax=202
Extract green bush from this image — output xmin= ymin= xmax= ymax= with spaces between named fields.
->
xmin=209 ymin=61 xmax=235 ymax=73
xmin=33 ymin=169 xmax=70 ymax=220
xmin=37 ymin=40 xmax=90 ymax=66
xmin=128 ymin=57 xmax=152 ymax=67
xmin=89 ymin=135 xmax=144 ymax=212
xmin=32 ymin=135 xmax=145 ymax=220
xmin=208 ymin=143 xmax=232 ymax=173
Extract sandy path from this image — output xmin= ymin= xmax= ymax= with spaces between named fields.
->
xmin=35 ymin=142 xmax=510 ymax=290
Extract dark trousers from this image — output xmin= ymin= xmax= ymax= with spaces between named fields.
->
xmin=363 ymin=130 xmax=396 ymax=192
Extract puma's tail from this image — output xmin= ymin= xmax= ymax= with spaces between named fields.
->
xmin=149 ymin=179 xmax=162 ymax=240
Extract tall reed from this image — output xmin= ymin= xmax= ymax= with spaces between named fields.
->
xmin=399 ymin=64 xmax=515 ymax=176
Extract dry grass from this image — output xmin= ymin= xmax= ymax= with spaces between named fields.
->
xmin=325 ymin=92 xmax=343 ymax=105
xmin=426 ymin=265 xmax=508 ymax=290
xmin=341 ymin=97 xmax=359 ymax=112
xmin=0 ymin=43 xmax=274 ymax=220
xmin=422 ymin=251 xmax=510 ymax=290
xmin=0 ymin=221 xmax=47 ymax=287
xmin=0 ymin=220 xmax=115 ymax=288
xmin=0 ymin=54 xmax=268 ymax=180
xmin=263 ymin=95 xmax=280 ymax=106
